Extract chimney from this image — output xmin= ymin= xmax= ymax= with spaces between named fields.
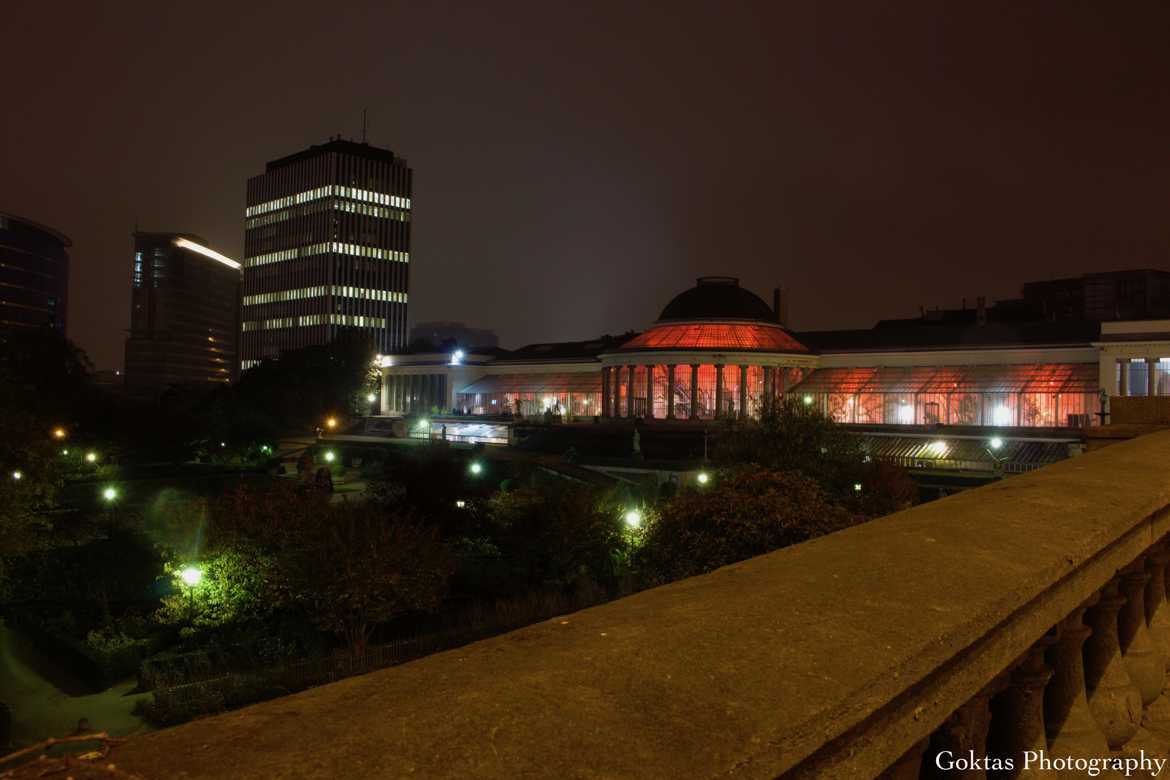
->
xmin=976 ymin=296 xmax=987 ymax=326
xmin=773 ymin=287 xmax=789 ymax=327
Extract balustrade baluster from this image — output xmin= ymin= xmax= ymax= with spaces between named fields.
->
xmin=1083 ymin=578 xmax=1144 ymax=749
xmin=922 ymin=679 xmax=1002 ymax=780
xmin=1044 ymin=602 xmax=1111 ymax=761
xmin=988 ymin=641 xmax=1055 ymax=778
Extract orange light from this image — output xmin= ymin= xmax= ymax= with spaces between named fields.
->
xmin=325 ymin=417 xmax=338 ymax=429
xmin=51 ymin=427 xmax=67 ymax=440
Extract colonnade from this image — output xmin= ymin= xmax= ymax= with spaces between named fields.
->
xmin=600 ymin=363 xmax=798 ymax=420
xmin=382 ymin=373 xmax=448 ymax=415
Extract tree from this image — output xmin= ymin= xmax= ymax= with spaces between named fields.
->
xmin=713 ymin=398 xmax=916 ymax=517
xmin=638 ymin=467 xmax=858 ymax=586
xmin=203 ymin=483 xmax=450 ymax=656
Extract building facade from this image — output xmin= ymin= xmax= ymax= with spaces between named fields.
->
xmin=124 ymin=232 xmax=240 ymax=394
xmin=0 ymin=212 xmax=71 ymax=332
xmin=241 ymin=139 xmax=412 ymax=371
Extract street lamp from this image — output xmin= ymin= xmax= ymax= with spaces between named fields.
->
xmin=468 ymin=461 xmax=483 ymax=476
xmin=51 ymin=427 xmax=67 ymax=440
xmin=325 ymin=417 xmax=338 ymax=430
xmin=696 ymin=471 xmax=710 ymax=485
xmin=624 ymin=509 xmax=643 ymax=529
xmin=366 ymin=392 xmax=378 ymax=404
xmin=85 ymin=451 xmax=98 ymax=464
xmin=179 ymin=566 xmax=203 ymax=587
xmin=101 ymin=486 xmax=118 ymax=503
xmin=11 ymin=470 xmax=22 ymax=481
xmin=323 ymin=450 xmax=336 ymax=463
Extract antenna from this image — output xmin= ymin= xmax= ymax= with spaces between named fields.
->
xmin=361 ymin=108 xmax=368 ymax=144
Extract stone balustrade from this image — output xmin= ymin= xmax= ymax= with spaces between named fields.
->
xmin=116 ymin=431 xmax=1170 ymax=779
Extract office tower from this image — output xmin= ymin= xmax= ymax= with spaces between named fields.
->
xmin=241 ymin=139 xmax=412 ymax=370
xmin=0 ymin=212 xmax=71 ymax=332
xmin=124 ymin=232 xmax=241 ymax=393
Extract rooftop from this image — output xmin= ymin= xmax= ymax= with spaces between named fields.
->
xmin=797 ymin=319 xmax=1102 ymax=353
xmin=265 ymin=139 xmax=404 ymax=171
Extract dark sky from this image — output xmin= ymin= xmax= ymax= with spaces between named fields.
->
xmin=4 ymin=1 xmax=1169 ymax=369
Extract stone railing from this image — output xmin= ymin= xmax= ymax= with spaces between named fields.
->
xmin=116 ymin=431 xmax=1170 ymax=779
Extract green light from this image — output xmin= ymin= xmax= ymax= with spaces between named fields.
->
xmin=624 ymin=509 xmax=642 ymax=529
xmin=179 ymin=566 xmax=203 ymax=587
xmin=469 ymin=461 xmax=483 ymax=476
xmin=102 ymin=486 xmax=118 ymax=502
xmin=802 ymin=395 xmax=813 ymax=406
xmin=324 ymin=450 xmax=336 ymax=463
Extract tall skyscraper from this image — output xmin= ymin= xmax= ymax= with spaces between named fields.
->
xmin=241 ymin=139 xmax=412 ymax=370
xmin=0 ymin=212 xmax=71 ymax=333
xmin=124 ymin=232 xmax=241 ymax=394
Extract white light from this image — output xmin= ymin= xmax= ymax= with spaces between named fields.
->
xmin=450 ymin=349 xmax=465 ymax=366
xmin=377 ymin=355 xmax=394 ymax=368
xmin=11 ymin=470 xmax=22 ymax=481
xmin=367 ymin=392 xmax=378 ymax=403
xmin=853 ymin=483 xmax=862 ymax=492
xmin=989 ymin=437 xmax=1003 ymax=450
xmin=102 ymin=486 xmax=118 ymax=502
xmin=455 ymin=499 xmax=466 ymax=509
xmin=897 ymin=402 xmax=914 ymax=424
xmin=697 ymin=472 xmax=709 ymax=485
xmin=469 ymin=462 xmax=483 ymax=475
xmin=992 ymin=405 xmax=1013 ymax=426
xmin=173 ymin=238 xmax=241 ymax=270
xmin=624 ymin=509 xmax=642 ymax=529
xmin=179 ymin=566 xmax=203 ymax=587
xmin=802 ymin=395 xmax=813 ymax=406
xmin=324 ymin=451 xmax=336 ymax=463
xmin=928 ymin=440 xmax=948 ymax=456
xmin=85 ymin=451 xmax=98 ymax=463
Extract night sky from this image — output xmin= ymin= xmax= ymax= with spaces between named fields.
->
xmin=3 ymin=1 xmax=1168 ymax=370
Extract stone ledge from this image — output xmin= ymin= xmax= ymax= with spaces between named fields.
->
xmin=114 ymin=431 xmax=1170 ymax=779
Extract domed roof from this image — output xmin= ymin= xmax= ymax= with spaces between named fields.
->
xmin=658 ymin=277 xmax=776 ymax=322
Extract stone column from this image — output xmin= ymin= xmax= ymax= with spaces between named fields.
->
xmin=1084 ymin=578 xmax=1143 ymax=749
xmin=778 ymin=366 xmax=789 ymax=399
xmin=601 ymin=367 xmax=611 ymax=418
xmin=1119 ymin=358 xmax=1130 ymax=397
xmin=1119 ymin=561 xmax=1165 ymax=708
xmin=626 ymin=364 xmax=635 ymax=419
xmin=1149 ymin=357 xmax=1159 ymax=396
xmin=714 ymin=365 xmax=724 ymax=418
xmin=1044 ymin=603 xmax=1110 ymax=756
xmin=987 ymin=641 xmax=1053 ymax=774
xmin=1146 ymin=544 xmax=1170 ymax=670
xmin=667 ymin=365 xmax=676 ymax=419
xmin=646 ymin=365 xmax=656 ymax=420
xmin=689 ymin=364 xmax=699 ymax=419
xmin=763 ymin=366 xmax=774 ymax=411
xmin=738 ymin=364 xmax=748 ymax=419
xmin=923 ymin=681 xmax=999 ymax=780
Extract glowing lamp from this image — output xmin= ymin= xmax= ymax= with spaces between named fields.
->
xmin=11 ymin=470 xmax=22 ymax=481
xmin=324 ymin=450 xmax=336 ymax=463
xmin=989 ymin=437 xmax=1003 ymax=450
xmin=802 ymin=395 xmax=813 ymax=406
xmin=697 ymin=471 xmax=710 ymax=485
xmin=469 ymin=461 xmax=483 ymax=476
xmin=455 ymin=499 xmax=466 ymax=509
xmin=101 ymin=486 xmax=118 ymax=502
xmin=179 ymin=566 xmax=203 ymax=587
xmin=367 ymin=392 xmax=378 ymax=403
xmin=450 ymin=349 xmax=465 ymax=366
xmin=52 ymin=427 xmax=67 ymax=440
xmin=624 ymin=509 xmax=643 ymax=529
xmin=853 ymin=483 xmax=863 ymax=492
xmin=325 ymin=417 xmax=338 ymax=429
xmin=928 ymin=440 xmax=948 ymax=456
xmin=85 ymin=451 xmax=98 ymax=463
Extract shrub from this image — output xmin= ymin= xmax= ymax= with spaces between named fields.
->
xmin=638 ymin=466 xmax=859 ymax=586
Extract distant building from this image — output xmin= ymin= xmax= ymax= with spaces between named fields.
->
xmin=0 ymin=212 xmax=71 ymax=332
xmin=123 ymin=232 xmax=240 ymax=394
xmin=241 ymin=139 xmax=413 ymax=371
xmin=408 ymin=321 xmax=499 ymax=351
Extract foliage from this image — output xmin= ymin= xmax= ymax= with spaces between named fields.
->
xmin=203 ymin=483 xmax=451 ymax=656
xmin=479 ymin=483 xmax=634 ymax=594
xmin=714 ymin=398 xmax=916 ymax=517
xmin=638 ymin=466 xmax=859 ymax=585
xmin=154 ymin=548 xmax=283 ymax=640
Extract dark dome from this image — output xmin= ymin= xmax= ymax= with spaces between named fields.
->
xmin=658 ymin=277 xmax=777 ymax=322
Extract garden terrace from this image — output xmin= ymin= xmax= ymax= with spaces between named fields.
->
xmin=116 ymin=431 xmax=1170 ymax=778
